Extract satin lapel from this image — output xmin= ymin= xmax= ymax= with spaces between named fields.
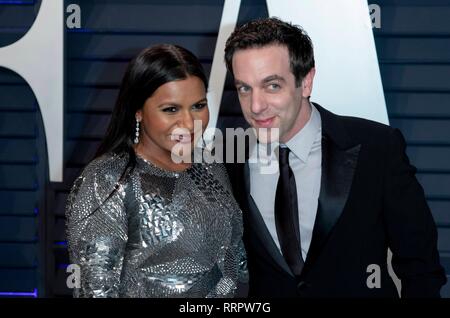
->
xmin=303 ymin=135 xmax=361 ymax=274
xmin=243 ymin=161 xmax=294 ymax=276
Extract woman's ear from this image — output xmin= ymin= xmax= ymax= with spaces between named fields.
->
xmin=135 ymin=110 xmax=142 ymax=122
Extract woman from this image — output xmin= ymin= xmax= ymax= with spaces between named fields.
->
xmin=66 ymin=44 xmax=247 ymax=298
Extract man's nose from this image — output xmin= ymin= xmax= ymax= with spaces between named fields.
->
xmin=250 ymin=90 xmax=267 ymax=114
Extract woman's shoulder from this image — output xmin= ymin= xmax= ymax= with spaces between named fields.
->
xmin=72 ymin=152 xmax=130 ymax=192
xmin=66 ymin=152 xmax=130 ymax=237
xmin=81 ymin=152 xmax=128 ymax=177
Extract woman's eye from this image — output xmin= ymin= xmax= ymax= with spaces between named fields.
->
xmin=193 ymin=103 xmax=207 ymax=110
xmin=162 ymin=106 xmax=178 ymax=113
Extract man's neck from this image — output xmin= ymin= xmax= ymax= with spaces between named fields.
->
xmin=280 ymin=100 xmax=312 ymax=143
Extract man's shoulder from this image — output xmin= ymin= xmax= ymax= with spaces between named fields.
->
xmin=318 ymin=105 xmax=396 ymax=146
xmin=340 ymin=115 xmax=393 ymax=135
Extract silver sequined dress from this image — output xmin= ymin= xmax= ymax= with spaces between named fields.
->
xmin=66 ymin=150 xmax=247 ymax=298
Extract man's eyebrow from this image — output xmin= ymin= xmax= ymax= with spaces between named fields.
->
xmin=262 ymin=75 xmax=285 ymax=83
xmin=234 ymin=79 xmax=248 ymax=86
xmin=234 ymin=75 xmax=285 ymax=87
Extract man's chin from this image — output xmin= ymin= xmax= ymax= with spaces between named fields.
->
xmin=254 ymin=127 xmax=280 ymax=144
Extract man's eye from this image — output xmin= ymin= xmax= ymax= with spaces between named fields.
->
xmin=267 ymin=83 xmax=281 ymax=90
xmin=162 ymin=106 xmax=178 ymax=113
xmin=237 ymin=86 xmax=250 ymax=94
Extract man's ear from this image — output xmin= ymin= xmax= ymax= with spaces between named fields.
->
xmin=301 ymin=67 xmax=316 ymax=98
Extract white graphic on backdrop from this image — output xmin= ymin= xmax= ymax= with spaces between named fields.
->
xmin=265 ymin=0 xmax=388 ymax=124
xmin=204 ymin=0 xmax=242 ymax=142
xmin=0 ymin=0 xmax=64 ymax=182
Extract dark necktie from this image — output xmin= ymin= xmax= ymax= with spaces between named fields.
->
xmin=275 ymin=146 xmax=304 ymax=276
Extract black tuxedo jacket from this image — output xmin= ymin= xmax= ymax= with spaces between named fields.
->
xmin=226 ymin=103 xmax=447 ymax=297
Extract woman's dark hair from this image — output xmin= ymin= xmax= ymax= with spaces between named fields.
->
xmin=76 ymin=45 xmax=207 ymax=221
xmin=224 ymin=17 xmax=314 ymax=86
xmin=92 ymin=44 xmax=208 ymax=201
xmin=96 ymin=44 xmax=208 ymax=160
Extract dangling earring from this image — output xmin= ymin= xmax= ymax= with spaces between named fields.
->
xmin=134 ymin=119 xmax=140 ymax=144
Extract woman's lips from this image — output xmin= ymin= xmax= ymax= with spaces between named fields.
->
xmin=254 ymin=117 xmax=275 ymax=128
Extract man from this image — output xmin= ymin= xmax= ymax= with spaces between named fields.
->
xmin=223 ymin=17 xmax=446 ymax=297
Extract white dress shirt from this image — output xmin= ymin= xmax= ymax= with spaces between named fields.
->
xmin=249 ymin=104 xmax=322 ymax=260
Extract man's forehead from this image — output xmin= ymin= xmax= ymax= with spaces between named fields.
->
xmin=233 ymin=44 xmax=289 ymax=60
xmin=232 ymin=46 xmax=291 ymax=83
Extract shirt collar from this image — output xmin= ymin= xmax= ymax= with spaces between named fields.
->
xmin=284 ymin=102 xmax=321 ymax=163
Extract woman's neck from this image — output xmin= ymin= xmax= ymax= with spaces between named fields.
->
xmin=133 ymin=143 xmax=192 ymax=172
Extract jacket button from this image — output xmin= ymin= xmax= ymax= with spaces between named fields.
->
xmin=297 ymin=281 xmax=308 ymax=290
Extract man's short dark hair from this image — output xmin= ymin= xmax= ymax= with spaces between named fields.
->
xmin=224 ymin=17 xmax=315 ymax=86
